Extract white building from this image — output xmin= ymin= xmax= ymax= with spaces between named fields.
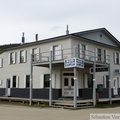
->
xmin=0 ymin=28 xmax=120 ymax=100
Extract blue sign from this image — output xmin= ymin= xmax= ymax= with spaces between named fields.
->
xmin=64 ymin=58 xmax=84 ymax=68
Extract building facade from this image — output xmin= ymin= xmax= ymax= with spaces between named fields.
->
xmin=0 ymin=28 xmax=120 ymax=100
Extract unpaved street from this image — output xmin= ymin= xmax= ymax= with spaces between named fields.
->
xmin=0 ymin=104 xmax=120 ymax=120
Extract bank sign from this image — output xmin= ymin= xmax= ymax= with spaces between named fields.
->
xmin=64 ymin=58 xmax=84 ymax=68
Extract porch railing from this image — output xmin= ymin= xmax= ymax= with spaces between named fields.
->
xmin=32 ymin=47 xmax=110 ymax=64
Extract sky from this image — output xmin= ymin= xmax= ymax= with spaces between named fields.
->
xmin=0 ymin=0 xmax=120 ymax=45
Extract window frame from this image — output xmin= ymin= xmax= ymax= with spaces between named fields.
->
xmin=44 ymin=74 xmax=50 ymax=88
xmin=9 ymin=52 xmax=16 ymax=64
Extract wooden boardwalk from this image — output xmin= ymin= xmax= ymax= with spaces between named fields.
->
xmin=0 ymin=97 xmax=120 ymax=108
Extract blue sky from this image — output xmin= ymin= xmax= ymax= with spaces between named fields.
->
xmin=0 ymin=0 xmax=120 ymax=45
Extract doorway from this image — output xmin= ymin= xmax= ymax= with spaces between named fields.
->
xmin=62 ymin=72 xmax=78 ymax=97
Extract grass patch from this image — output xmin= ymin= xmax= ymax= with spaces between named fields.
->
xmin=0 ymin=100 xmax=49 ymax=108
xmin=95 ymin=102 xmax=120 ymax=108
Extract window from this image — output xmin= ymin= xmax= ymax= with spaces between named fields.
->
xmin=44 ymin=74 xmax=50 ymax=88
xmin=19 ymin=50 xmax=27 ymax=63
xmin=12 ymin=76 xmax=19 ymax=88
xmin=32 ymin=48 xmax=40 ymax=61
xmin=9 ymin=52 xmax=16 ymax=64
xmin=13 ymin=76 xmax=16 ymax=88
xmin=0 ymin=58 xmax=3 ymax=68
xmin=97 ymin=48 xmax=102 ymax=62
xmin=79 ymin=44 xmax=88 ymax=59
xmin=88 ymin=74 xmax=93 ymax=88
xmin=15 ymin=50 xmax=27 ymax=63
xmin=80 ymin=44 xmax=86 ymax=59
xmin=26 ymin=75 xmax=30 ymax=88
xmin=52 ymin=45 xmax=62 ymax=60
xmin=114 ymin=52 xmax=120 ymax=64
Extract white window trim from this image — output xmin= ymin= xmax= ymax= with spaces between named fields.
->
xmin=9 ymin=52 xmax=16 ymax=64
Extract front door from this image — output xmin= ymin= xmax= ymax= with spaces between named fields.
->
xmin=113 ymin=78 xmax=118 ymax=96
xmin=63 ymin=76 xmax=74 ymax=97
xmin=6 ymin=79 xmax=11 ymax=96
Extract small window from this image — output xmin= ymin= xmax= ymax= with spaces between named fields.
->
xmin=52 ymin=45 xmax=62 ymax=60
xmin=10 ymin=52 xmax=16 ymax=64
xmin=44 ymin=74 xmax=50 ymax=88
xmin=13 ymin=76 xmax=16 ymax=88
xmin=114 ymin=52 xmax=119 ymax=64
xmin=26 ymin=75 xmax=30 ymax=88
xmin=20 ymin=50 xmax=27 ymax=63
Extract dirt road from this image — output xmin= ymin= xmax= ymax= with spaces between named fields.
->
xmin=0 ymin=104 xmax=120 ymax=120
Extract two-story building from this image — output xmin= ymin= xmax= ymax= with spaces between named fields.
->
xmin=0 ymin=28 xmax=120 ymax=100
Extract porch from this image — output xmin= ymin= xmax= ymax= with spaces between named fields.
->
xmin=30 ymin=46 xmax=111 ymax=108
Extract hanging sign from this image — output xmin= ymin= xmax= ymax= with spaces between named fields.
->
xmin=64 ymin=58 xmax=84 ymax=68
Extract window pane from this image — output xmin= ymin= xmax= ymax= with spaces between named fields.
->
xmin=20 ymin=51 xmax=24 ymax=63
xmin=88 ymin=74 xmax=93 ymax=88
xmin=44 ymin=74 xmax=50 ymax=88
xmin=26 ymin=75 xmax=30 ymax=88
xmin=64 ymin=78 xmax=68 ymax=86
xmin=71 ymin=78 xmax=74 ymax=86
xmin=13 ymin=76 xmax=16 ymax=88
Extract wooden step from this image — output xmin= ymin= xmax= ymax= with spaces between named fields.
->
xmin=52 ymin=101 xmax=93 ymax=109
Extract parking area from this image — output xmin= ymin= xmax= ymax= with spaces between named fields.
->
xmin=0 ymin=104 xmax=120 ymax=120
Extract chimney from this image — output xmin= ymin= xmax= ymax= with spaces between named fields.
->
xmin=22 ymin=32 xmax=25 ymax=44
xmin=66 ymin=25 xmax=69 ymax=35
xmin=35 ymin=34 xmax=38 ymax=41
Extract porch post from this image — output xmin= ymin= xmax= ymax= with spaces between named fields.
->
xmin=29 ymin=54 xmax=33 ymax=106
xmin=93 ymin=50 xmax=96 ymax=106
xmin=74 ymin=46 xmax=77 ymax=109
xmin=49 ymin=50 xmax=52 ymax=106
xmin=108 ymin=62 xmax=112 ymax=104
xmin=74 ymin=68 xmax=77 ymax=109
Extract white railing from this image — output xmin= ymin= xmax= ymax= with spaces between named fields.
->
xmin=32 ymin=47 xmax=110 ymax=64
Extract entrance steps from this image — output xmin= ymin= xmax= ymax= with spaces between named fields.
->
xmin=52 ymin=100 xmax=93 ymax=109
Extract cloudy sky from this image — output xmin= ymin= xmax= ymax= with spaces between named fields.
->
xmin=0 ymin=0 xmax=120 ymax=45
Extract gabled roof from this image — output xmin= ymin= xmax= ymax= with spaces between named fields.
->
xmin=71 ymin=28 xmax=120 ymax=47
xmin=3 ymin=28 xmax=120 ymax=52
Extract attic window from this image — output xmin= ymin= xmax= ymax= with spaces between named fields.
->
xmin=100 ymin=34 xmax=102 ymax=38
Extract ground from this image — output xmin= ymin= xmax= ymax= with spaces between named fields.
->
xmin=0 ymin=104 xmax=120 ymax=120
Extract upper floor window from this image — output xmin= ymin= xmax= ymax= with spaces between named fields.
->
xmin=9 ymin=52 xmax=16 ymax=64
xmin=79 ymin=44 xmax=88 ymax=59
xmin=96 ymin=48 xmax=109 ymax=63
xmin=114 ymin=52 xmax=120 ymax=64
xmin=51 ymin=45 xmax=62 ymax=60
xmin=20 ymin=50 xmax=27 ymax=63
xmin=31 ymin=48 xmax=40 ymax=62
